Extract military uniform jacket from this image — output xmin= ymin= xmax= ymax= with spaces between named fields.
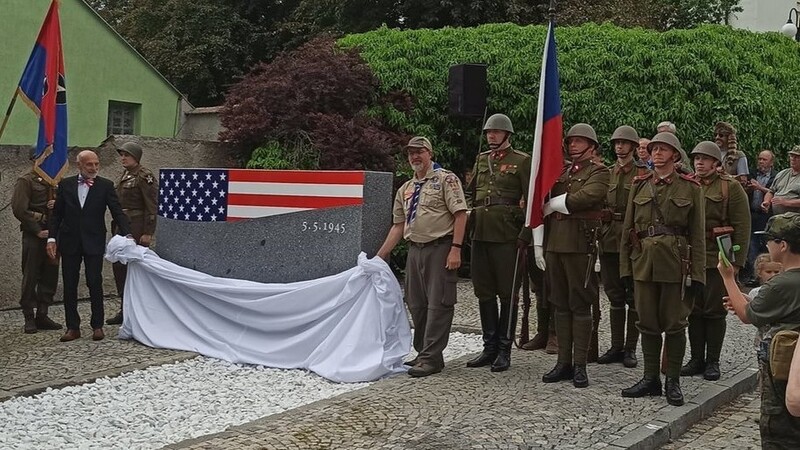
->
xmin=393 ymin=167 xmax=467 ymax=243
xmin=698 ymin=173 xmax=751 ymax=269
xmin=116 ymin=165 xmax=158 ymax=235
xmin=544 ymin=158 xmax=610 ymax=254
xmin=11 ymin=171 xmax=56 ymax=236
xmin=467 ymin=148 xmax=531 ymax=243
xmin=620 ymin=171 xmax=706 ymax=284
xmin=599 ymin=160 xmax=646 ymax=255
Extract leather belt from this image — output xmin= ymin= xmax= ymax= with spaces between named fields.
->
xmin=600 ymin=209 xmax=624 ymax=222
xmin=481 ymin=196 xmax=520 ymax=207
xmin=555 ymin=211 xmax=605 ymax=221
xmin=410 ymin=235 xmax=453 ymax=248
xmin=636 ymin=225 xmax=688 ymax=239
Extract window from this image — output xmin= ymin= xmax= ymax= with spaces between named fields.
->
xmin=107 ymin=101 xmax=140 ymax=136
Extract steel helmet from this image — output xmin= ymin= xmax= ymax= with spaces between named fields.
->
xmin=610 ymin=125 xmax=640 ymax=145
xmin=690 ymin=141 xmax=722 ymax=162
xmin=565 ymin=123 xmax=598 ymax=146
xmin=483 ymin=114 xmax=514 ymax=134
xmin=118 ymin=142 xmax=143 ymax=163
xmin=648 ymin=132 xmax=683 ymax=156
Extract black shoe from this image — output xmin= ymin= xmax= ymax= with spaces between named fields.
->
xmin=622 ymin=351 xmax=638 ymax=368
xmin=466 ymin=351 xmax=497 ymax=368
xmin=573 ymin=365 xmax=589 ymax=388
xmin=597 ymin=347 xmax=625 ymax=364
xmin=621 ymin=376 xmax=662 ymax=397
xmin=542 ymin=363 xmax=574 ymax=383
xmin=35 ymin=315 xmax=63 ymax=330
xmin=665 ymin=377 xmax=685 ymax=406
xmin=490 ymin=350 xmax=511 ymax=372
xmin=106 ymin=311 xmax=123 ymax=326
xmin=703 ymin=361 xmax=721 ymax=381
xmin=680 ymin=358 xmax=705 ymax=376
xmin=408 ymin=363 xmax=442 ymax=378
xmin=521 ymin=332 xmax=547 ymax=351
xmin=403 ymin=357 xmax=418 ymax=367
xmin=23 ymin=316 xmax=37 ymax=334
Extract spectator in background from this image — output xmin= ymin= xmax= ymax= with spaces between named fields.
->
xmin=714 ymin=122 xmax=749 ymax=184
xmin=763 ymin=146 xmax=800 ymax=215
xmin=637 ymin=138 xmax=652 ymax=169
xmin=743 ymin=150 xmax=777 ymax=285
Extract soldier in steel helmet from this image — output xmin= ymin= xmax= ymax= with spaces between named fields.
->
xmin=680 ymin=141 xmax=750 ymax=381
xmin=11 ymin=147 xmax=63 ymax=334
xmin=539 ymin=123 xmax=609 ymax=388
xmin=465 ymin=113 xmax=531 ymax=373
xmin=597 ymin=126 xmax=648 ymax=368
xmin=107 ymin=142 xmax=158 ymax=325
xmin=620 ymin=132 xmax=705 ymax=406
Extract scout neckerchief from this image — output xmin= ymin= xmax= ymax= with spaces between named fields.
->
xmin=407 ymin=168 xmax=437 ymax=224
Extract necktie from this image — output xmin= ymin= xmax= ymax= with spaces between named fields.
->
xmin=79 ymin=175 xmax=94 ymax=187
xmin=406 ymin=180 xmax=425 ymax=225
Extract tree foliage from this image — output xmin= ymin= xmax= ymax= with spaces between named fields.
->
xmin=221 ymin=37 xmax=403 ymax=172
xmin=661 ymin=0 xmax=743 ymax=29
xmin=339 ymin=23 xmax=800 ymax=172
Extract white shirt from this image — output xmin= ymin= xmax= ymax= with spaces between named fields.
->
xmin=78 ymin=179 xmax=90 ymax=208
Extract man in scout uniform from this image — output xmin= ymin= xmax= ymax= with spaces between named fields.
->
xmin=11 ymin=148 xmax=63 ymax=334
xmin=465 ymin=113 xmax=531 ymax=373
xmin=597 ymin=126 xmax=647 ymax=368
xmin=681 ymin=141 xmax=750 ymax=380
xmin=719 ymin=212 xmax=800 ymax=447
xmin=713 ymin=122 xmax=749 ymax=183
xmin=377 ymin=136 xmax=467 ymax=377
xmin=620 ymin=132 xmax=705 ymax=406
xmin=539 ymin=123 xmax=609 ymax=388
xmin=107 ymin=142 xmax=158 ymax=325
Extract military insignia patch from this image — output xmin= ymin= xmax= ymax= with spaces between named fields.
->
xmin=146 ymin=175 xmax=155 ymax=184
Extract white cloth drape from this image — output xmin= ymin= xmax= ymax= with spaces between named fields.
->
xmin=104 ymin=236 xmax=411 ymax=383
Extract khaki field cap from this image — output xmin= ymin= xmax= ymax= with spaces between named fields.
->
xmin=118 ymin=142 xmax=143 ymax=163
xmin=755 ymin=212 xmax=800 ymax=244
xmin=566 ymin=123 xmax=598 ymax=145
xmin=406 ymin=136 xmax=433 ymax=152
xmin=648 ymin=132 xmax=683 ymax=155
xmin=483 ymin=113 xmax=514 ymax=134
xmin=610 ymin=125 xmax=639 ymax=144
xmin=690 ymin=141 xmax=722 ymax=162
xmin=790 ymin=145 xmax=800 ymax=157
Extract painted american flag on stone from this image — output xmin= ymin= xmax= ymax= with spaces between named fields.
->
xmin=157 ymin=169 xmax=365 ymax=222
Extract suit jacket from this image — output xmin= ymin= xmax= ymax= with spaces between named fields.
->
xmin=49 ymin=175 xmax=131 ymax=256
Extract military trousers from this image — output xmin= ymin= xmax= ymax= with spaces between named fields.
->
xmin=527 ymin=255 xmax=552 ymax=334
xmin=691 ymin=269 xmax=727 ymax=319
xmin=545 ymin=252 xmax=597 ymax=315
xmin=599 ymin=252 xmax=633 ymax=310
xmin=19 ymin=232 xmax=59 ymax=312
xmin=759 ymin=361 xmax=800 ymax=449
xmin=112 ymin=217 xmax=146 ymax=302
xmin=406 ymin=237 xmax=457 ymax=369
xmin=633 ymin=281 xmax=691 ymax=335
xmin=471 ymin=241 xmax=519 ymax=304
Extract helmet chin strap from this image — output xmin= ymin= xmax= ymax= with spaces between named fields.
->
xmin=571 ymin=145 xmax=593 ymax=161
xmin=488 ymin=132 xmax=511 ymax=151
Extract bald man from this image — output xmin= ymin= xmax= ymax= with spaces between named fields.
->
xmin=47 ymin=151 xmax=131 ymax=342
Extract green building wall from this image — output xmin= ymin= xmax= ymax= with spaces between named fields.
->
xmin=0 ymin=0 xmax=183 ymax=147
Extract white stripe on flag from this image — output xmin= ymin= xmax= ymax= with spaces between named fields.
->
xmin=227 ymin=205 xmax=311 ymax=218
xmin=229 ymin=182 xmax=364 ymax=198
xmin=526 ymin=21 xmax=553 ymax=228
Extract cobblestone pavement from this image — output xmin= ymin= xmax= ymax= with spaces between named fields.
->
xmin=0 ymin=298 xmax=195 ymax=401
xmin=660 ymin=391 xmax=761 ymax=449
xmin=167 ymin=279 xmax=760 ymax=450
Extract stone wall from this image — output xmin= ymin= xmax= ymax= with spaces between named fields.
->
xmin=0 ymin=136 xmax=240 ymax=310
xmin=177 ymin=107 xmax=223 ymax=142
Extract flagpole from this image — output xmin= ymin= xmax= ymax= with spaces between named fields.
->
xmin=549 ymin=0 xmax=557 ymax=20
xmin=0 ymin=90 xmax=19 ymax=142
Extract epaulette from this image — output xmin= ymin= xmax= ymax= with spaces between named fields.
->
xmin=480 ymin=150 xmax=492 ymax=155
xmin=512 ymin=149 xmax=530 ymax=157
xmin=591 ymin=159 xmax=606 ymax=168
xmin=632 ymin=172 xmax=653 ymax=183
xmin=679 ymin=173 xmax=701 ymax=186
xmin=138 ymin=166 xmax=155 ymax=176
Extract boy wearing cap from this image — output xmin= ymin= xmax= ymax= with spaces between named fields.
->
xmin=720 ymin=212 xmax=800 ymax=447
xmin=377 ymin=136 xmax=467 ymax=377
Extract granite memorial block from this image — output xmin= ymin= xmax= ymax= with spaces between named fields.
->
xmin=154 ymin=169 xmax=393 ymax=283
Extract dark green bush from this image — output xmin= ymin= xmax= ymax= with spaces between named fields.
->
xmin=339 ymin=23 xmax=800 ymax=169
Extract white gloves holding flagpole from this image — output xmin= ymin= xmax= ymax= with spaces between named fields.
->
xmin=533 ymin=225 xmax=546 ymax=271
xmin=542 ymin=193 xmax=569 ymax=217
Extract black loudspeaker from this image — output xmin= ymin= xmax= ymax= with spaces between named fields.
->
xmin=448 ymin=63 xmax=488 ymax=118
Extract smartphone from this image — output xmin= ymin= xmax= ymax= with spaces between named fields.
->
xmin=717 ymin=234 xmax=735 ymax=267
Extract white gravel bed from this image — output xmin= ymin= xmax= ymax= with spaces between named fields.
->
xmin=0 ymin=332 xmax=482 ymax=450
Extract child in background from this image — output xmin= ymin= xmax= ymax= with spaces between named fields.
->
xmin=749 ymin=254 xmax=783 ymax=300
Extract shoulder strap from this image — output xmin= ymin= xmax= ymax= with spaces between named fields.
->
xmin=647 ymin=181 xmax=667 ymax=225
xmin=721 ymin=177 xmax=729 ymax=223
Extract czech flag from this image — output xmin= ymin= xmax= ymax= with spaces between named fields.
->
xmin=17 ymin=0 xmax=68 ymax=185
xmin=525 ymin=20 xmax=563 ymax=228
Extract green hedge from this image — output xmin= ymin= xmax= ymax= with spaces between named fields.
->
xmin=339 ymin=23 xmax=800 ymax=170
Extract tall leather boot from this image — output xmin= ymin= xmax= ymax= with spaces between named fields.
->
xmin=522 ymin=299 xmax=549 ymax=350
xmin=23 ymin=310 xmax=37 ymax=334
xmin=35 ymin=305 xmax=63 ymax=330
xmin=545 ymin=309 xmax=559 ymax=354
xmin=623 ymin=309 xmax=639 ymax=368
xmin=466 ymin=301 xmax=499 ymax=368
xmin=665 ymin=331 xmax=687 ymax=380
xmin=572 ymin=314 xmax=593 ymax=387
xmin=543 ymin=311 xmax=574 ymax=382
xmin=681 ymin=315 xmax=705 ymax=376
xmin=492 ymin=302 xmax=517 ymax=372
xmin=598 ymin=307 xmax=626 ymax=364
xmin=623 ymin=332 xmax=663 ymax=397
xmin=703 ymin=318 xmax=726 ymax=381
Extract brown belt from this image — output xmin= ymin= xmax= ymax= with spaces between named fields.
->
xmin=409 ymin=235 xmax=453 ymax=248
xmin=600 ymin=209 xmax=624 ymax=222
xmin=480 ymin=196 xmax=520 ymax=207
xmin=554 ymin=211 xmax=605 ymax=221
xmin=636 ymin=225 xmax=688 ymax=239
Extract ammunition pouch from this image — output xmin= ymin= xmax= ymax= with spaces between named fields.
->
xmin=708 ymin=226 xmax=735 ymax=240
xmin=770 ymin=330 xmax=799 ymax=381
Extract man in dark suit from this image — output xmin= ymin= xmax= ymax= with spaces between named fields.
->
xmin=47 ymin=150 xmax=131 ymax=342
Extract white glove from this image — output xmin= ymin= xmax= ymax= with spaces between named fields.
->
xmin=533 ymin=225 xmax=546 ymax=270
xmin=546 ymin=193 xmax=570 ymax=216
